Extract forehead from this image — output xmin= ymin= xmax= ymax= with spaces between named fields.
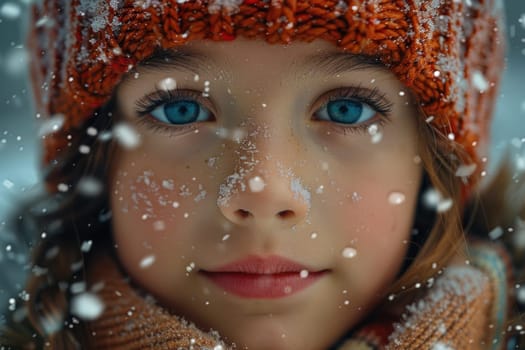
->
xmin=128 ymin=38 xmax=389 ymax=82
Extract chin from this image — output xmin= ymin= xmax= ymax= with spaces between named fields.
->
xmin=215 ymin=317 xmax=337 ymax=350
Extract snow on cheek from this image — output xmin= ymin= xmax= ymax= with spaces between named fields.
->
xmin=114 ymin=170 xmax=207 ymax=228
xmin=113 ymin=122 xmax=141 ymax=150
xmin=290 ymin=177 xmax=311 ymax=211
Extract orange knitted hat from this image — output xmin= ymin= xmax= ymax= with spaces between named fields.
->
xmin=28 ymin=0 xmax=504 ymax=183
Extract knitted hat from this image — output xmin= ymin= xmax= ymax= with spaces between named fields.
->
xmin=28 ymin=0 xmax=504 ymax=184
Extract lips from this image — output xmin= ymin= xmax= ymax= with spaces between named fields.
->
xmin=200 ymin=255 xmax=327 ymax=299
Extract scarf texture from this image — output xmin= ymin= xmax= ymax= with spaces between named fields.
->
xmin=83 ymin=243 xmax=511 ymax=350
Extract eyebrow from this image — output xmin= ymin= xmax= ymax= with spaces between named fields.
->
xmin=122 ymin=46 xmax=385 ymax=84
xmin=121 ymin=48 xmax=219 ymax=83
xmin=293 ymin=51 xmax=385 ymax=77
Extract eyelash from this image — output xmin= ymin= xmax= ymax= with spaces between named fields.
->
xmin=315 ymin=86 xmax=393 ymax=135
xmin=133 ymin=86 xmax=394 ymax=136
xmin=134 ymin=89 xmax=212 ymax=135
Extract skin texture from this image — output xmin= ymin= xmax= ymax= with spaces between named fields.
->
xmin=109 ymin=38 xmax=423 ymax=349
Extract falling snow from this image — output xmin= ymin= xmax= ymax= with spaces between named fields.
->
xmin=140 ymin=255 xmax=156 ymax=268
xmin=388 ymin=192 xmax=406 ymax=205
xmin=488 ymin=226 xmax=504 ymax=240
xmin=0 ymin=3 xmax=21 ymax=19
xmin=207 ymin=0 xmax=243 ymax=15
xmin=248 ymin=176 xmax=265 ymax=192
xmin=70 ymin=292 xmax=105 ymax=320
xmin=156 ymin=77 xmax=177 ymax=91
xmin=455 ymin=164 xmax=477 ymax=177
xmin=471 ymin=70 xmax=489 ymax=92
xmin=342 ymin=247 xmax=357 ymax=259
xmin=113 ymin=123 xmax=141 ymax=150
xmin=38 ymin=114 xmax=65 ymax=137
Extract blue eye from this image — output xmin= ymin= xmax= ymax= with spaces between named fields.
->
xmin=316 ymin=99 xmax=376 ymax=125
xmin=150 ymin=100 xmax=212 ymax=125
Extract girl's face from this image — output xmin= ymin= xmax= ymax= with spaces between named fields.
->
xmin=110 ymin=38 xmax=422 ymax=349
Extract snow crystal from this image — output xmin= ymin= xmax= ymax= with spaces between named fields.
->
xmin=207 ymin=0 xmax=243 ymax=15
xmin=3 ymin=179 xmax=14 ymax=189
xmin=153 ymin=220 xmax=165 ymax=231
xmin=186 ymin=262 xmax=196 ymax=272
xmin=215 ymin=127 xmax=247 ymax=142
xmin=194 ymin=187 xmax=207 ymax=202
xmin=71 ymin=293 xmax=105 ymax=320
xmin=519 ymin=13 xmax=525 ymax=29
xmin=368 ymin=123 xmax=383 ymax=144
xmin=113 ymin=122 xmax=141 ymax=149
xmin=517 ymin=285 xmax=525 ymax=305
xmin=79 ymin=145 xmax=91 ymax=154
xmin=4 ymin=48 xmax=29 ymax=77
xmin=455 ymin=163 xmax=477 ymax=177
xmin=471 ymin=70 xmax=489 ymax=92
xmin=423 ymin=188 xmax=453 ymax=212
xmin=38 ymin=114 xmax=65 ymax=137
xmin=299 ymin=270 xmax=309 ymax=278
xmin=80 ymin=240 xmax=93 ymax=253
xmin=432 ymin=342 xmax=454 ymax=350
xmin=0 ymin=3 xmax=21 ymax=19
xmin=388 ymin=192 xmax=406 ymax=205
xmin=231 ymin=128 xmax=247 ymax=143
xmin=77 ymin=0 xmax=111 ymax=33
xmin=70 ymin=282 xmax=87 ymax=294
xmin=342 ymin=247 xmax=357 ymax=259
xmin=77 ymin=176 xmax=103 ymax=196
xmin=436 ymin=198 xmax=453 ymax=212
xmin=310 ymin=232 xmax=318 ymax=239
xmin=290 ymin=177 xmax=311 ymax=209
xmin=156 ymin=77 xmax=177 ymax=91
xmin=57 ymin=183 xmax=69 ymax=192
xmin=162 ymin=179 xmax=175 ymax=190
xmin=98 ymin=130 xmax=113 ymax=142
xmin=248 ymin=176 xmax=265 ymax=192
xmin=140 ymin=255 xmax=156 ymax=268
xmin=488 ymin=226 xmax=503 ymax=240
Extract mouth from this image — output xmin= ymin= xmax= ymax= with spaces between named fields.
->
xmin=199 ymin=255 xmax=328 ymax=299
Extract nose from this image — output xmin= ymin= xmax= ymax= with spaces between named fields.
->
xmin=217 ymin=128 xmax=310 ymax=230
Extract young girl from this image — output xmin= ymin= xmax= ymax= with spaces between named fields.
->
xmin=2 ymin=0 xmax=524 ymax=349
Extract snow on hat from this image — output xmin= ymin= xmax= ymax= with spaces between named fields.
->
xmin=28 ymin=0 xmax=504 ymax=185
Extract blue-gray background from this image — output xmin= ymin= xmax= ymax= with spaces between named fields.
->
xmin=0 ymin=0 xmax=523 ymax=315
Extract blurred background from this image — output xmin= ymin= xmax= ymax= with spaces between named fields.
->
xmin=0 ymin=0 xmax=524 ymax=318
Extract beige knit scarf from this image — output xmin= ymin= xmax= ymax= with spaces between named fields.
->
xmin=84 ymin=252 xmax=501 ymax=350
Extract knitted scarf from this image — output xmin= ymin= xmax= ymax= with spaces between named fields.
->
xmin=84 ymin=244 xmax=509 ymax=350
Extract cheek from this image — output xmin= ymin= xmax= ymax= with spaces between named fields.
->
xmin=109 ymin=165 xmax=212 ymax=268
